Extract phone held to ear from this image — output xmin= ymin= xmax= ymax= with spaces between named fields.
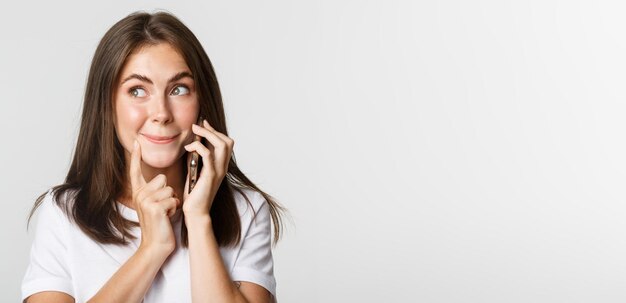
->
xmin=188 ymin=117 xmax=203 ymax=194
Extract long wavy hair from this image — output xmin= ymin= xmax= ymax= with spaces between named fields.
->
xmin=27 ymin=11 xmax=285 ymax=248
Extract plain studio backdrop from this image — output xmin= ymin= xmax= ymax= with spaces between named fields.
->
xmin=1 ymin=0 xmax=625 ymax=302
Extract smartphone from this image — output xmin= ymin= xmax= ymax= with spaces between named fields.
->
xmin=188 ymin=116 xmax=203 ymax=193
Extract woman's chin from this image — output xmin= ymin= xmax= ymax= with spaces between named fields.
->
xmin=141 ymin=152 xmax=183 ymax=169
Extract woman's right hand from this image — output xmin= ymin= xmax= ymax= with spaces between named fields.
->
xmin=130 ymin=140 xmax=180 ymax=261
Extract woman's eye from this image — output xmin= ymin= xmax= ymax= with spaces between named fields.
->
xmin=129 ymin=87 xmax=147 ymax=98
xmin=171 ymin=85 xmax=190 ymax=96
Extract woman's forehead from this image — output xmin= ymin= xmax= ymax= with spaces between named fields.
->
xmin=119 ymin=43 xmax=191 ymax=82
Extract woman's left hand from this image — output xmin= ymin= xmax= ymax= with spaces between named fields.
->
xmin=182 ymin=119 xmax=234 ymax=218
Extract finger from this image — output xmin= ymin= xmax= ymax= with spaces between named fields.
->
xmin=136 ymin=174 xmax=167 ymax=205
xmin=146 ymin=186 xmax=175 ymax=203
xmin=143 ymin=197 xmax=179 ymax=217
xmin=202 ymin=120 xmax=234 ymax=148
xmin=184 ymin=141 xmax=211 ymax=156
xmin=191 ymin=123 xmax=226 ymax=152
xmin=190 ymin=125 xmax=227 ymax=173
xmin=139 ymin=174 xmax=168 ymax=200
xmin=184 ymin=141 xmax=218 ymax=177
xmin=146 ymin=173 xmax=167 ymax=190
xmin=160 ymin=197 xmax=180 ymax=217
xmin=201 ymin=120 xmax=234 ymax=170
xmin=130 ymin=140 xmax=147 ymax=191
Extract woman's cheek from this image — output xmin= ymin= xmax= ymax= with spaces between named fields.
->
xmin=124 ymin=104 xmax=147 ymax=124
xmin=117 ymin=103 xmax=147 ymax=150
xmin=182 ymin=131 xmax=195 ymax=145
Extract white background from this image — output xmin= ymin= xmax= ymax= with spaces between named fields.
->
xmin=1 ymin=0 xmax=625 ymax=302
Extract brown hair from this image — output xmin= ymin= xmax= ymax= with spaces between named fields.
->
xmin=27 ymin=10 xmax=285 ymax=247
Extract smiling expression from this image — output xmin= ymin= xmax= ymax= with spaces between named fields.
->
xmin=113 ymin=43 xmax=199 ymax=169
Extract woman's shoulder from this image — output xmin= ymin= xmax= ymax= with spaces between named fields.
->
xmin=35 ymin=187 xmax=78 ymax=223
xmin=231 ymin=186 xmax=268 ymax=217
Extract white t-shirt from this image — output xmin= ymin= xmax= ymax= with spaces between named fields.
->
xmin=22 ymin=187 xmax=276 ymax=302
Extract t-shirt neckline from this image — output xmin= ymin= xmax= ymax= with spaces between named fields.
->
xmin=115 ymin=201 xmax=139 ymax=222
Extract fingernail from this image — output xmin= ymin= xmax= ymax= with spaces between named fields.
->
xmin=134 ymin=140 xmax=138 ymax=149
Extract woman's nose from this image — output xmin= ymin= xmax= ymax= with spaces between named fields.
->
xmin=149 ymin=95 xmax=173 ymax=124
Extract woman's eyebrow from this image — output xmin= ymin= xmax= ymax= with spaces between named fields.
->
xmin=120 ymin=71 xmax=194 ymax=85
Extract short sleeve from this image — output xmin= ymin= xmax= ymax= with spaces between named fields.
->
xmin=22 ymin=191 xmax=74 ymax=302
xmin=231 ymin=191 xmax=277 ymax=297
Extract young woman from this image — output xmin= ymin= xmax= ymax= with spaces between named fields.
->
xmin=22 ymin=11 xmax=285 ymax=303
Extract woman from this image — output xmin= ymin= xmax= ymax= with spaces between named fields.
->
xmin=22 ymin=10 xmax=285 ymax=303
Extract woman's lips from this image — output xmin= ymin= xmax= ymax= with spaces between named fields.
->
xmin=142 ymin=133 xmax=179 ymax=144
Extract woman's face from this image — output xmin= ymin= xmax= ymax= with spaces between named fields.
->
xmin=114 ymin=43 xmax=199 ymax=169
